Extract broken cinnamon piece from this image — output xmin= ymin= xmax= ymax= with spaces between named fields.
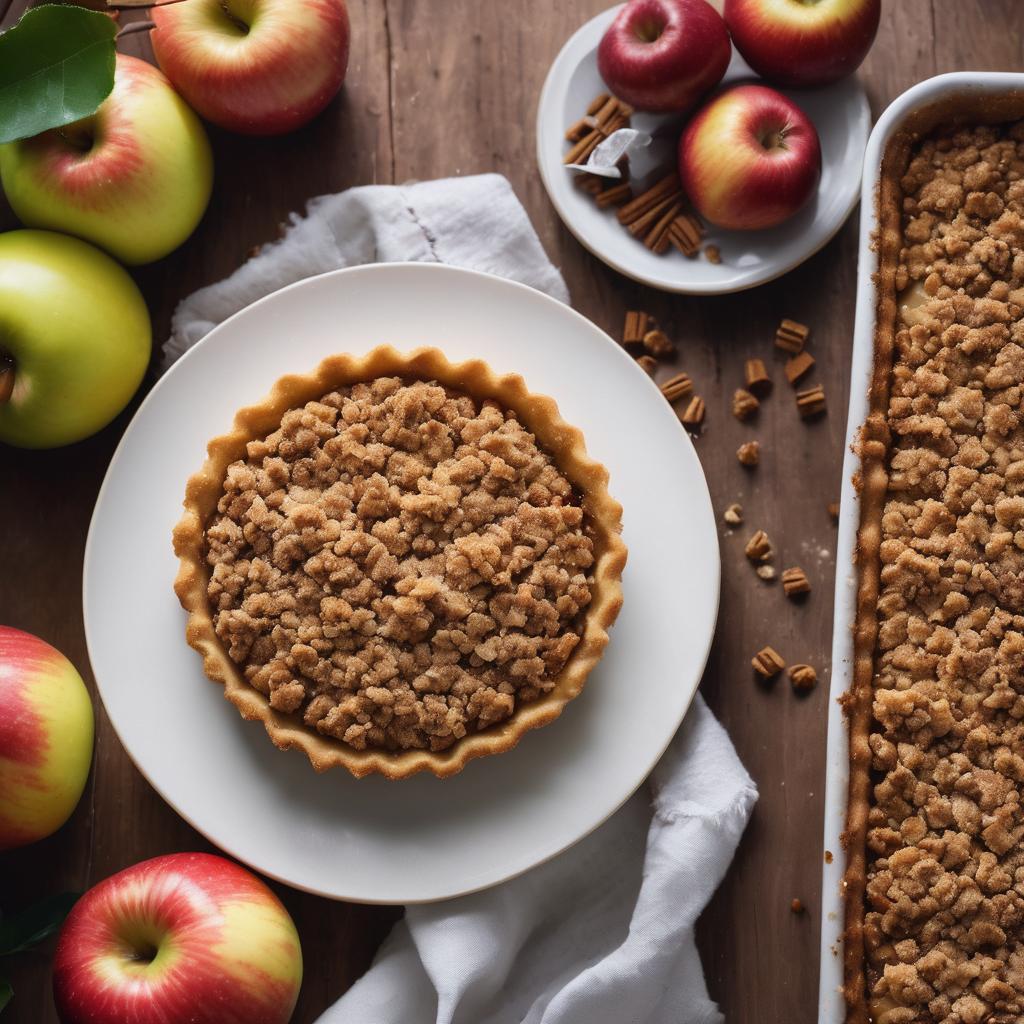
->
xmin=744 ymin=358 xmax=771 ymax=396
xmin=723 ymin=503 xmax=743 ymax=526
xmin=623 ymin=310 xmax=651 ymax=347
xmin=756 ymin=565 xmax=776 ymax=582
xmin=563 ymin=129 xmax=603 ymax=166
xmin=587 ymin=92 xmax=611 ymax=116
xmin=704 ymin=244 xmax=721 ymax=264
xmin=789 ymin=664 xmax=818 ymax=692
xmin=737 ymin=440 xmax=760 ymax=467
xmin=574 ymin=173 xmax=606 ymax=196
xmin=595 ymin=182 xmax=633 ymax=208
xmin=827 ymin=501 xmax=840 ymax=521
xmin=565 ymin=116 xmax=598 ymax=143
xmin=732 ymin=388 xmax=759 ymax=421
xmin=785 ymin=350 xmax=815 ymax=384
xmin=593 ymin=95 xmax=622 ymax=128
xmin=627 ymin=193 xmax=683 ymax=238
xmin=617 ymin=173 xmax=680 ymax=225
xmin=643 ymin=329 xmax=675 ymax=358
xmin=752 ymin=646 xmax=785 ymax=678
xmin=791 ymin=898 xmax=805 ymax=914
xmin=781 ymin=566 xmax=811 ymax=598
xmin=796 ymin=384 xmax=826 ymax=419
xmin=668 ymin=213 xmax=703 ymax=256
xmin=776 ymin=318 xmax=810 ymax=353
xmin=745 ymin=530 xmax=772 ymax=562
xmin=680 ymin=395 xmax=705 ymax=427
xmin=643 ymin=201 xmax=685 ymax=251
xmin=660 ymin=372 xmax=693 ymax=402
xmin=636 ymin=355 xmax=658 ymax=376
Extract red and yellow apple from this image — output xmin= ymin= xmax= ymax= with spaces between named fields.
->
xmin=151 ymin=0 xmax=351 ymax=136
xmin=0 ymin=54 xmax=213 ymax=266
xmin=0 ymin=626 xmax=93 ymax=851
xmin=597 ymin=0 xmax=731 ymax=113
xmin=0 ymin=230 xmax=151 ymax=449
xmin=723 ymin=0 xmax=881 ymax=88
xmin=679 ymin=83 xmax=822 ymax=230
xmin=53 ymin=853 xmax=303 ymax=1024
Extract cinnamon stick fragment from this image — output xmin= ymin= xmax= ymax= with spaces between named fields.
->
xmin=617 ymin=173 xmax=680 ymax=225
xmin=680 ymin=395 xmax=705 ymax=427
xmin=776 ymin=318 xmax=810 ymax=353
xmin=595 ymin=182 xmax=633 ymax=208
xmin=623 ymin=311 xmax=651 ymax=347
xmin=785 ymin=351 xmax=815 ymax=384
xmin=668 ymin=213 xmax=703 ymax=256
xmin=660 ymin=372 xmax=693 ymax=402
xmin=796 ymin=384 xmax=826 ymax=419
xmin=744 ymin=358 xmax=771 ymax=396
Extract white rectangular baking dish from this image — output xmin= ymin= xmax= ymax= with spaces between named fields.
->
xmin=818 ymin=70 xmax=1024 ymax=1023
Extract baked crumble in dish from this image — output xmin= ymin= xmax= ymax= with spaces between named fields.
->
xmin=845 ymin=106 xmax=1024 ymax=1023
xmin=173 ymin=347 xmax=626 ymax=779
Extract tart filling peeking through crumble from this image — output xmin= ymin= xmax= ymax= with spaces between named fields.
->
xmin=202 ymin=376 xmax=596 ymax=754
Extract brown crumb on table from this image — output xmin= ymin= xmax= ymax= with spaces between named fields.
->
xmin=781 ymin=566 xmax=811 ymax=598
xmin=791 ymin=898 xmax=804 ymax=914
xmin=679 ymin=395 xmax=705 ymax=428
xmin=756 ymin=565 xmax=776 ymax=582
xmin=723 ymin=503 xmax=743 ymax=526
xmin=795 ymin=384 xmax=826 ymax=418
xmin=824 ymin=850 xmax=833 ymax=865
xmin=788 ymin=664 xmax=817 ymax=692
xmin=745 ymin=529 xmax=772 ymax=562
xmin=827 ymin=501 xmax=839 ymax=521
xmin=752 ymin=646 xmax=785 ymax=677
xmin=623 ymin=310 xmax=651 ymax=347
xmin=744 ymin=358 xmax=771 ymax=396
xmin=784 ymin=350 xmax=816 ymax=385
xmin=737 ymin=440 xmax=760 ymax=467
xmin=660 ymin=372 xmax=693 ymax=403
xmin=636 ymin=355 xmax=657 ymax=376
xmin=732 ymin=388 xmax=760 ymax=421
xmin=775 ymin=318 xmax=809 ymax=353
xmin=204 ymin=377 xmax=596 ymax=754
xmin=704 ymin=244 xmax=721 ymax=264
xmin=643 ymin=329 xmax=676 ymax=358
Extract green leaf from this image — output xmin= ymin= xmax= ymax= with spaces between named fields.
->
xmin=0 ymin=893 xmax=79 ymax=957
xmin=0 ymin=5 xmax=117 ymax=146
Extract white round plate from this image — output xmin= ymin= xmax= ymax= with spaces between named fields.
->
xmin=536 ymin=5 xmax=872 ymax=294
xmin=83 ymin=264 xmax=720 ymax=903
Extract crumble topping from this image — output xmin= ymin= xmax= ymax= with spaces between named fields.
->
xmin=866 ymin=122 xmax=1024 ymax=1023
xmin=203 ymin=377 xmax=595 ymax=754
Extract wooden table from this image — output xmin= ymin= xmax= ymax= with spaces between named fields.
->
xmin=1 ymin=2 xmax=1019 ymax=1021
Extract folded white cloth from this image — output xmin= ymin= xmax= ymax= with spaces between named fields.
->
xmin=163 ymin=173 xmax=757 ymax=1024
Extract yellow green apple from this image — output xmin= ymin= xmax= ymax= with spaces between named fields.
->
xmin=54 ymin=853 xmax=303 ymax=1024
xmin=0 ymin=53 xmax=213 ymax=265
xmin=0 ymin=230 xmax=151 ymax=449
xmin=0 ymin=626 xmax=94 ymax=851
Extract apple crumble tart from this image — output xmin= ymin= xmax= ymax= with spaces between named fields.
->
xmin=845 ymin=109 xmax=1024 ymax=1023
xmin=173 ymin=347 xmax=626 ymax=779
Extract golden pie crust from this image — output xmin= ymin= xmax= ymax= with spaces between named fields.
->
xmin=845 ymin=93 xmax=1024 ymax=1024
xmin=173 ymin=346 xmax=626 ymax=780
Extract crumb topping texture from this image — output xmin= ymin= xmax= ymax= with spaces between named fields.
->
xmin=203 ymin=377 xmax=595 ymax=754
xmin=866 ymin=123 xmax=1024 ymax=1023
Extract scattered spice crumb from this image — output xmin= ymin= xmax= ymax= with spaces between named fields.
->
xmin=704 ymin=244 xmax=721 ymax=264
xmin=824 ymin=850 xmax=834 ymax=864
xmin=784 ymin=350 xmax=815 ymax=385
xmin=723 ymin=503 xmax=743 ymax=526
xmin=781 ymin=566 xmax=811 ymax=598
xmin=789 ymin=664 xmax=818 ymax=692
xmin=643 ymin=328 xmax=675 ymax=358
xmin=775 ymin=318 xmax=809 ymax=354
xmin=732 ymin=388 xmax=759 ymax=421
xmin=756 ymin=564 xmax=776 ymax=581
xmin=737 ymin=440 xmax=760 ymax=467
xmin=660 ymin=372 xmax=693 ymax=403
xmin=745 ymin=529 xmax=772 ymax=562
xmin=636 ymin=355 xmax=658 ymax=376
xmin=827 ymin=501 xmax=840 ymax=521
xmin=752 ymin=646 xmax=785 ymax=677
xmin=796 ymin=384 xmax=826 ymax=419
xmin=623 ymin=310 xmax=652 ymax=347
xmin=680 ymin=395 xmax=705 ymax=428
xmin=744 ymin=358 xmax=771 ymax=396
xmin=791 ymin=898 xmax=804 ymax=914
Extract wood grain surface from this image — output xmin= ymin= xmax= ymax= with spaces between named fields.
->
xmin=1 ymin=2 xmax=1021 ymax=1022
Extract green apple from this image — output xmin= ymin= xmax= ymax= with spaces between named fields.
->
xmin=0 ymin=54 xmax=213 ymax=266
xmin=0 ymin=230 xmax=151 ymax=449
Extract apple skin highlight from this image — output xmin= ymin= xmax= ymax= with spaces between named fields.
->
xmin=53 ymin=853 xmax=303 ymax=1024
xmin=679 ymin=84 xmax=822 ymax=230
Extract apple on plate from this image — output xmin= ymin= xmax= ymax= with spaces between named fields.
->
xmin=723 ymin=0 xmax=881 ymax=88
xmin=53 ymin=853 xmax=303 ymax=1024
xmin=597 ymin=0 xmax=731 ymax=113
xmin=0 ymin=54 xmax=213 ymax=266
xmin=0 ymin=230 xmax=151 ymax=449
xmin=151 ymin=0 xmax=351 ymax=136
xmin=679 ymin=83 xmax=822 ymax=230
xmin=0 ymin=627 xmax=94 ymax=851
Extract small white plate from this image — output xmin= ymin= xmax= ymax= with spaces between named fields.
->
xmin=83 ymin=264 xmax=720 ymax=903
xmin=536 ymin=5 xmax=872 ymax=294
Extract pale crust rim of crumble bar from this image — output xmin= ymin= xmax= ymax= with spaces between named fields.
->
xmin=842 ymin=90 xmax=1024 ymax=1023
xmin=172 ymin=345 xmax=627 ymax=780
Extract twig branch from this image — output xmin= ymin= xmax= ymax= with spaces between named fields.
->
xmin=116 ymin=19 xmax=155 ymax=37
xmin=108 ymin=0 xmax=190 ymax=9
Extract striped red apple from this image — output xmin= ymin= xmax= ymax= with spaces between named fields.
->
xmin=151 ymin=0 xmax=351 ymax=136
xmin=0 ymin=626 xmax=94 ymax=851
xmin=53 ymin=853 xmax=303 ymax=1024
xmin=679 ymin=83 xmax=821 ymax=230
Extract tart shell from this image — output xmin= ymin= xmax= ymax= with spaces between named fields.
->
xmin=173 ymin=346 xmax=627 ymax=780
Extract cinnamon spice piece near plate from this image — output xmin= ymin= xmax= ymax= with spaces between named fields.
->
xmin=744 ymin=358 xmax=771 ymax=396
xmin=732 ymin=388 xmax=759 ymax=421
xmin=723 ymin=503 xmax=743 ymax=526
xmin=789 ymin=664 xmax=817 ymax=692
xmin=595 ymin=182 xmax=633 ymax=208
xmin=704 ymin=244 xmax=721 ymax=264
xmin=781 ymin=566 xmax=811 ymax=598
xmin=737 ymin=441 xmax=760 ymax=466
xmin=574 ymin=173 xmax=605 ymax=196
xmin=776 ymin=318 xmax=810 ymax=353
xmin=587 ymin=92 xmax=611 ymax=116
xmin=643 ymin=329 xmax=675 ymax=358
xmin=745 ymin=530 xmax=772 ymax=562
xmin=660 ymin=372 xmax=693 ymax=402
xmin=617 ymin=173 xmax=680 ymax=225
xmin=627 ymin=193 xmax=682 ymax=238
xmin=752 ymin=646 xmax=785 ymax=678
xmin=643 ymin=201 xmax=684 ymax=252
xmin=623 ymin=310 xmax=651 ymax=347
xmin=785 ymin=351 xmax=815 ymax=384
xmin=668 ymin=213 xmax=703 ymax=257
xmin=636 ymin=355 xmax=657 ymax=376
xmin=563 ymin=129 xmax=604 ymax=166
xmin=679 ymin=395 xmax=705 ymax=427
xmin=795 ymin=384 xmax=826 ymax=418
xmin=565 ymin=116 xmax=598 ymax=143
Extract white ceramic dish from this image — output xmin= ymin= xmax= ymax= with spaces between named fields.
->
xmin=536 ymin=4 xmax=871 ymax=295
xmin=818 ymin=72 xmax=1024 ymax=1021
xmin=83 ymin=263 xmax=720 ymax=904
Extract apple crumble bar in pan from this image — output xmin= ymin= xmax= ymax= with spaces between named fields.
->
xmin=844 ymin=90 xmax=1024 ymax=1024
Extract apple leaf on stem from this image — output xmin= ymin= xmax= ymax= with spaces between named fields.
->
xmin=0 ymin=5 xmax=116 ymax=146
xmin=0 ymin=893 xmax=79 ymax=957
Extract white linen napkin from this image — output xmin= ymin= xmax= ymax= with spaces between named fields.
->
xmin=162 ymin=174 xmax=757 ymax=1024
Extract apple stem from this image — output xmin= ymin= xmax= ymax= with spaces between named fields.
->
xmin=108 ymin=0 xmax=190 ymax=9
xmin=116 ymin=20 xmax=156 ymax=38
xmin=0 ymin=365 xmax=13 ymax=406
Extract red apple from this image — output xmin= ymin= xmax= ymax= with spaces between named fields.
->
xmin=724 ymin=0 xmax=880 ymax=88
xmin=597 ymin=0 xmax=731 ymax=113
xmin=0 ymin=627 xmax=93 ymax=850
xmin=53 ymin=853 xmax=303 ymax=1024
xmin=679 ymin=83 xmax=821 ymax=230
xmin=150 ymin=0 xmax=351 ymax=136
